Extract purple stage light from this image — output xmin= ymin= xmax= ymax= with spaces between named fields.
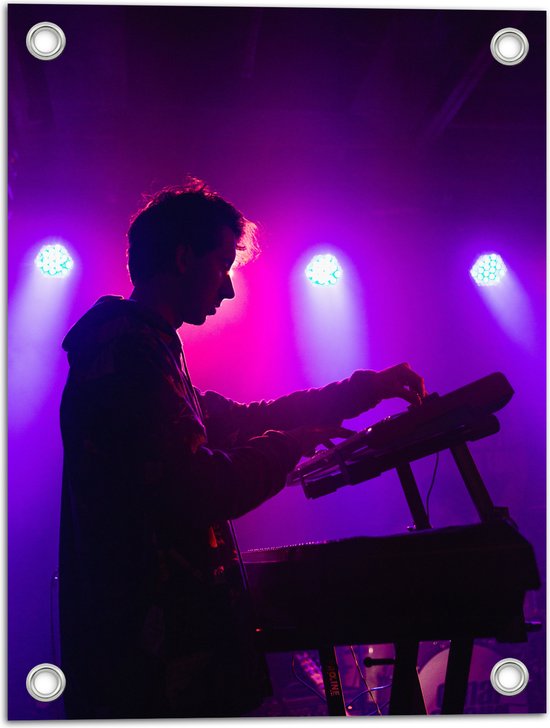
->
xmin=305 ymin=254 xmax=342 ymax=286
xmin=470 ymin=253 xmax=507 ymax=287
xmin=34 ymin=242 xmax=74 ymax=278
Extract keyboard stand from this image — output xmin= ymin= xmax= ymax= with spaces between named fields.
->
xmin=318 ymin=646 xmax=346 ymax=715
xmin=323 ymin=438 xmax=507 ymax=715
xmin=244 ymin=389 xmax=539 ymax=716
xmin=441 ymin=637 xmax=474 ymax=713
xmin=389 ymin=641 xmax=427 ymax=714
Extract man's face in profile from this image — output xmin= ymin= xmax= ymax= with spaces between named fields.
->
xmin=178 ymin=225 xmax=237 ymax=326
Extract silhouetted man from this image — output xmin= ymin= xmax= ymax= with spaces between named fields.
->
xmin=59 ymin=179 xmax=426 ymax=718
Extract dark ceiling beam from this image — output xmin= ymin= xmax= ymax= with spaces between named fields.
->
xmin=417 ymin=46 xmax=493 ymax=148
xmin=241 ymin=8 xmax=264 ymax=80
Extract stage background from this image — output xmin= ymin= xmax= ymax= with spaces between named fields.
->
xmin=8 ymin=5 xmax=546 ymax=718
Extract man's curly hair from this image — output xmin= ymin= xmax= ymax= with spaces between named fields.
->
xmin=127 ymin=177 xmax=259 ymax=284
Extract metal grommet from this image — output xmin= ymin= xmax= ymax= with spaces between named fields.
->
xmin=26 ymin=663 xmax=66 ymax=702
xmin=490 ymin=28 xmax=529 ymax=66
xmin=26 ymin=22 xmax=66 ymax=61
xmin=490 ymin=658 xmax=529 ymax=696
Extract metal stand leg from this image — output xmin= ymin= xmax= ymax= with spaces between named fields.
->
xmin=450 ymin=443 xmax=496 ymax=522
xmin=388 ymin=641 xmax=427 ymax=715
xmin=441 ymin=637 xmax=474 ymax=714
xmin=396 ymin=463 xmax=431 ymax=530
xmin=318 ymin=646 xmax=347 ymax=716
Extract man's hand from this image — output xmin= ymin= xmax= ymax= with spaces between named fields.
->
xmin=373 ymin=362 xmax=427 ymax=407
xmin=284 ymin=425 xmax=356 ymax=457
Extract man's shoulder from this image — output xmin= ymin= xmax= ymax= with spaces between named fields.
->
xmin=62 ymin=296 xmax=173 ymax=379
xmin=63 ymin=296 xmax=154 ymax=349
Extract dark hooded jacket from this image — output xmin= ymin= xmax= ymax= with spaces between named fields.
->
xmin=59 ymin=295 xmax=381 ymax=718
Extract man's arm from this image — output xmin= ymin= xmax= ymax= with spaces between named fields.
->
xmin=198 ymin=364 xmax=426 ymax=449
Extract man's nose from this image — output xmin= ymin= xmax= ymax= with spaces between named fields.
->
xmin=222 ymin=274 xmax=235 ymax=300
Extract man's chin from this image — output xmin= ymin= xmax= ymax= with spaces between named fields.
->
xmin=181 ymin=313 xmax=208 ymax=326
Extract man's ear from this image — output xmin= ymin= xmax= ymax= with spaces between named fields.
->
xmin=174 ymin=244 xmax=191 ymax=274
